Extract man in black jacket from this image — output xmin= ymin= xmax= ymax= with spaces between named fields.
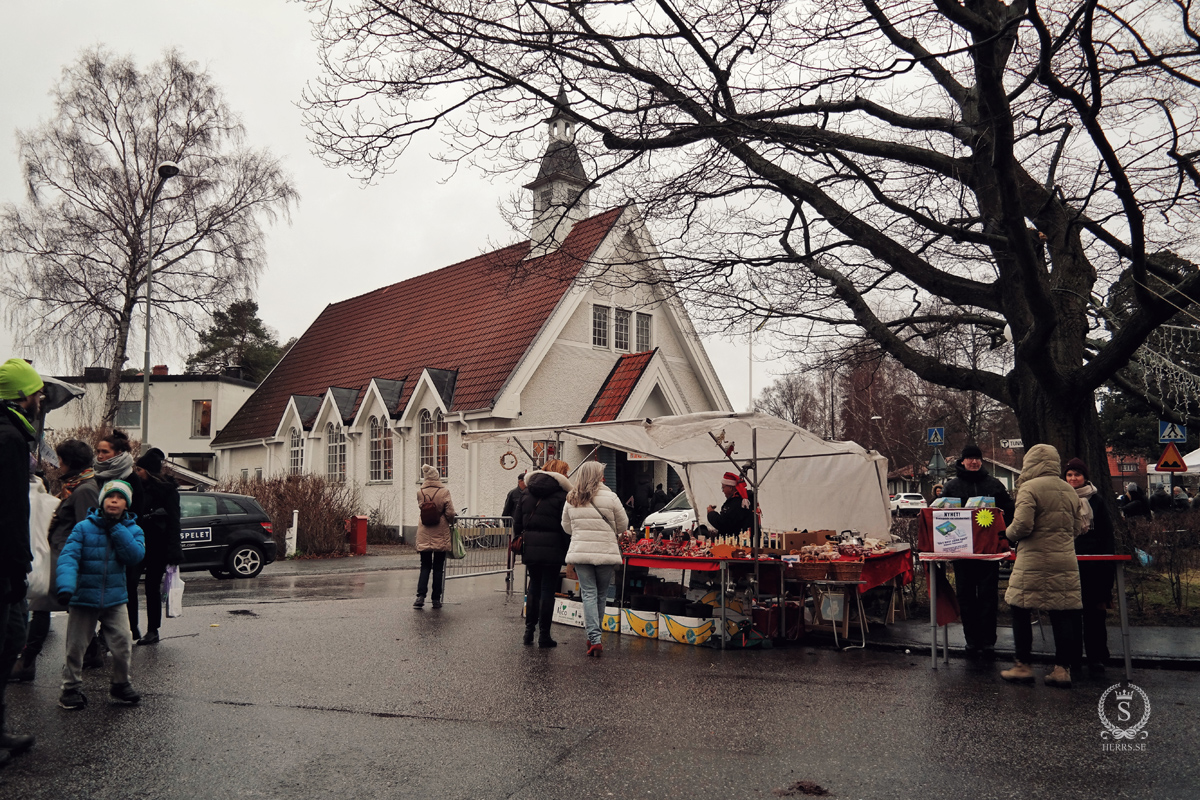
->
xmin=501 ymin=472 xmax=525 ymax=519
xmin=706 ymin=472 xmax=756 ymax=539
xmin=941 ymin=444 xmax=1015 ymax=657
xmin=0 ymin=358 xmax=43 ymax=765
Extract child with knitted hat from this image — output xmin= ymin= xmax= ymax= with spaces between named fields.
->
xmin=55 ymin=479 xmax=146 ymax=709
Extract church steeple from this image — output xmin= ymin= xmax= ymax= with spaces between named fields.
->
xmin=524 ymin=87 xmax=592 ymax=259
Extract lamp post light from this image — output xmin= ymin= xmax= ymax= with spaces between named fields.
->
xmin=140 ymin=161 xmax=180 ymax=450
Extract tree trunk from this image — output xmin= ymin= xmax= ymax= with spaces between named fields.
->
xmin=101 ymin=306 xmax=136 ymax=428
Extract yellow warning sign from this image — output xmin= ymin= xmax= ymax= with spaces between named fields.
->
xmin=1157 ymin=442 xmax=1188 ymax=473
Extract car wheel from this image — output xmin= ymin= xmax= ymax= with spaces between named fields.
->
xmin=227 ymin=544 xmax=265 ymax=579
xmin=209 ymin=568 xmax=232 ymax=580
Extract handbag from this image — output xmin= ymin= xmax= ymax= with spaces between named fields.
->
xmin=450 ymin=526 xmax=467 ymax=559
xmin=508 ymin=535 xmax=523 ymax=554
xmin=163 ymin=564 xmax=186 ymax=618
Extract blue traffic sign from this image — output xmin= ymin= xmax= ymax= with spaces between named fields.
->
xmin=927 ymin=427 xmax=945 ymax=446
xmin=1159 ymin=421 xmax=1187 ymax=444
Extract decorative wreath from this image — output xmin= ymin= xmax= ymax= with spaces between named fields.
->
xmin=500 ymin=451 xmax=518 ymax=470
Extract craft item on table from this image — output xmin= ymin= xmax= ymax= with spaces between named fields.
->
xmin=964 ymin=496 xmax=995 ymax=508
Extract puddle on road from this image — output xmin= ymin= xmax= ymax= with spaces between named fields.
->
xmin=227 ymin=609 xmax=258 ymax=617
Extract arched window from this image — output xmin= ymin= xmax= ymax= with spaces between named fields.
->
xmin=289 ymin=427 xmax=304 ymax=475
xmin=419 ymin=409 xmax=449 ymax=480
xmin=326 ymin=423 xmax=345 ymax=483
xmin=369 ymin=416 xmax=393 ymax=482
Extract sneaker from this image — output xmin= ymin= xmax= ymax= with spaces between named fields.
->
xmin=1000 ymin=661 xmax=1035 ymax=684
xmin=1044 ymin=665 xmax=1072 ymax=688
xmin=59 ymin=689 xmax=87 ymax=710
xmin=110 ymin=682 xmax=141 ymax=704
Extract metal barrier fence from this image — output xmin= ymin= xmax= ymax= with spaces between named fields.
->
xmin=445 ymin=516 xmax=514 ymax=589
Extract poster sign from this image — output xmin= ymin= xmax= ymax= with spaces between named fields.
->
xmin=931 ymin=509 xmax=973 ymax=554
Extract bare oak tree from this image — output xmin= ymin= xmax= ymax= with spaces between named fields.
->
xmin=1 ymin=48 xmax=298 ymax=425
xmin=303 ymin=0 xmax=1200 ymax=486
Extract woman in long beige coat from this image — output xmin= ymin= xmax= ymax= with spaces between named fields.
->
xmin=414 ymin=464 xmax=456 ymax=609
xmin=1000 ymin=444 xmax=1083 ymax=688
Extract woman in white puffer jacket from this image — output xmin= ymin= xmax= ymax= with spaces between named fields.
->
xmin=561 ymin=461 xmax=628 ymax=657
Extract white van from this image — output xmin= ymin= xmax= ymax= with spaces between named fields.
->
xmin=641 ymin=491 xmax=697 ymax=535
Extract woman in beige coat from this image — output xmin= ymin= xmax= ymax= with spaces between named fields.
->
xmin=414 ymin=464 xmax=456 ymax=609
xmin=1000 ymin=444 xmax=1083 ymax=688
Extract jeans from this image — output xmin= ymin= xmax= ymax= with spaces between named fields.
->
xmin=417 ymin=551 xmax=447 ymax=601
xmin=953 ymin=560 xmax=999 ymax=649
xmin=575 ymin=564 xmax=615 ymax=645
xmin=524 ymin=564 xmax=560 ymax=640
xmin=22 ymin=608 xmax=51 ymax=660
xmin=1011 ymin=606 xmax=1083 ymax=668
xmin=0 ymin=599 xmax=28 ymax=706
xmin=62 ymin=604 xmax=133 ymax=691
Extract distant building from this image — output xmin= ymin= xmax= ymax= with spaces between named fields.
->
xmin=210 ymin=92 xmax=731 ymax=536
xmin=45 ymin=366 xmax=256 ymax=477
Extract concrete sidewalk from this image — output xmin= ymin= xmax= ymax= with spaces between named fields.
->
xmin=255 ymin=549 xmax=1199 ymax=668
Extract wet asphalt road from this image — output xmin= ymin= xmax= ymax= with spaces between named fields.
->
xmin=2 ymin=567 xmax=1198 ymax=800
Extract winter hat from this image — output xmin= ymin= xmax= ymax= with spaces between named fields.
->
xmin=960 ymin=444 xmax=983 ymax=460
xmin=100 ymin=479 xmax=133 ymax=508
xmin=1064 ymin=457 xmax=1088 ymax=481
xmin=721 ymin=471 xmax=751 ymax=509
xmin=136 ymin=447 xmax=165 ymax=473
xmin=0 ymin=358 xmax=43 ymax=401
xmin=421 ymin=464 xmax=440 ymax=481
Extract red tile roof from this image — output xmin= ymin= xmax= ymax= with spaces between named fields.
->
xmin=581 ymin=349 xmax=657 ymax=423
xmin=212 ymin=207 xmax=626 ymax=446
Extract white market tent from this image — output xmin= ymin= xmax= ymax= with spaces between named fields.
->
xmin=461 ymin=411 xmax=892 ymax=538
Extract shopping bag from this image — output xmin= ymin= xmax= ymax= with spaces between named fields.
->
xmin=163 ymin=565 xmax=185 ymax=618
xmin=450 ymin=527 xmax=466 ymax=560
xmin=27 ymin=479 xmax=60 ymax=605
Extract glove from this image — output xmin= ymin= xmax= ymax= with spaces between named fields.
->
xmin=57 ymin=591 xmax=72 ymax=607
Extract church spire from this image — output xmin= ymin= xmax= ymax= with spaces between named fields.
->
xmin=524 ymin=87 xmax=592 ymax=259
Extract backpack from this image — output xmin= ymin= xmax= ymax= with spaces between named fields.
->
xmin=419 ymin=489 xmax=443 ymax=527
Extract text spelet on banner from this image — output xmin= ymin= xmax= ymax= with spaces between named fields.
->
xmin=932 ymin=509 xmax=974 ymax=554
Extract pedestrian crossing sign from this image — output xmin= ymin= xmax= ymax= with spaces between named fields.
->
xmin=927 ymin=427 xmax=945 ymax=446
xmin=1159 ymin=421 xmax=1187 ymax=443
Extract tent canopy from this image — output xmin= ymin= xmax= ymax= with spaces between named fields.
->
xmin=462 ymin=411 xmax=891 ymax=537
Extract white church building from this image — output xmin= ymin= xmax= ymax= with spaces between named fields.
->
xmin=210 ymin=94 xmax=731 ymax=536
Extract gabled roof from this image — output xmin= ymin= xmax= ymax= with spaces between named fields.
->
xmin=291 ymin=396 xmax=322 ymax=429
xmin=212 ymin=207 xmax=625 ymax=446
xmin=581 ymin=349 xmax=657 ymax=423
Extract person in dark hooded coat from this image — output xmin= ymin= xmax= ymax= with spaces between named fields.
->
xmin=514 ymin=459 xmax=572 ymax=648
xmin=940 ymin=444 xmax=1015 ymax=657
xmin=129 ymin=448 xmax=183 ymax=645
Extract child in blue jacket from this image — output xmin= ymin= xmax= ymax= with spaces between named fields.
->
xmin=55 ymin=479 xmax=145 ymax=709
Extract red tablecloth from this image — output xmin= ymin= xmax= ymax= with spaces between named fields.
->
xmin=622 ymin=548 xmax=911 ymax=593
xmin=916 ymin=508 xmax=1008 ymax=554
xmin=855 ymin=547 xmax=913 ymax=592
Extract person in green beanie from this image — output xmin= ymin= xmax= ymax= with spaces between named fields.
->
xmin=0 ymin=357 xmax=43 ymax=765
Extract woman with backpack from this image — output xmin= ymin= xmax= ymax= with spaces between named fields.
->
xmin=414 ymin=464 xmax=456 ymax=609
xmin=561 ymin=461 xmax=627 ymax=657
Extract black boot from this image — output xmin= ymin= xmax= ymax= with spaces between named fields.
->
xmin=7 ymin=654 xmax=35 ymax=683
xmin=412 ymin=596 xmax=425 ymax=608
xmin=523 ymin=626 xmax=535 ymax=646
xmin=0 ymin=704 xmax=35 ymax=755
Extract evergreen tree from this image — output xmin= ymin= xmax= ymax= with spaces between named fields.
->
xmin=186 ymin=300 xmax=287 ymax=384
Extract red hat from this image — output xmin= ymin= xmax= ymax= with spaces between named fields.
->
xmin=721 ymin=472 xmax=750 ymax=508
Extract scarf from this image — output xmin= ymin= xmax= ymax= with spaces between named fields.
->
xmin=58 ymin=467 xmax=96 ymax=500
xmin=2 ymin=401 xmax=36 ymax=439
xmin=1074 ymin=482 xmax=1096 ymax=534
xmin=94 ymin=451 xmax=134 ymax=481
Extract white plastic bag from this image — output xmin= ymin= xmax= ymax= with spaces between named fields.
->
xmin=163 ymin=564 xmax=185 ymax=618
xmin=27 ymin=479 xmax=60 ymax=604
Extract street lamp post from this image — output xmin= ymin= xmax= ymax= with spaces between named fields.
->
xmin=140 ymin=161 xmax=180 ymax=449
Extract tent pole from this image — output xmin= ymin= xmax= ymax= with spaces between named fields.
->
xmin=752 ymin=427 xmax=760 ymax=601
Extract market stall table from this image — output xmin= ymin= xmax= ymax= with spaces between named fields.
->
xmin=918 ymin=552 xmax=1134 ymax=681
xmin=795 ymin=545 xmax=913 ymax=649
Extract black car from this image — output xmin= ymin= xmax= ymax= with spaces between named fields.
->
xmin=179 ymin=491 xmax=278 ymax=579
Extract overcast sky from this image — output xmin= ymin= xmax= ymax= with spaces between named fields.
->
xmin=0 ymin=0 xmax=780 ymax=410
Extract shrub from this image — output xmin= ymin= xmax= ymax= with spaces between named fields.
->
xmin=217 ymin=474 xmax=358 ymax=556
xmin=1124 ymin=511 xmax=1199 ymax=612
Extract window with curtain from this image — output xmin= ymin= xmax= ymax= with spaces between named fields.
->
xmin=289 ymin=427 xmax=304 ymax=475
xmin=369 ymin=416 xmax=393 ymax=481
xmin=420 ymin=409 xmax=450 ymax=479
xmin=436 ymin=411 xmax=449 ymax=479
xmin=420 ymin=410 xmax=434 ymax=471
xmin=326 ymin=423 xmax=346 ymax=483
